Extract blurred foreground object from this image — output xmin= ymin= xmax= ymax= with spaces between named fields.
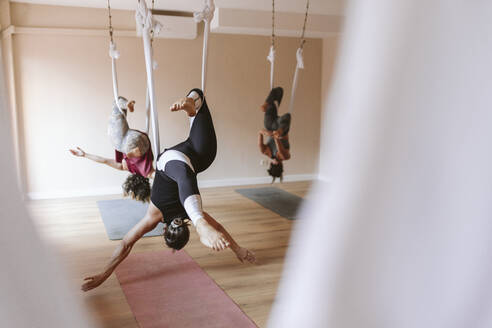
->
xmin=269 ymin=1 xmax=492 ymax=327
xmin=0 ymin=43 xmax=95 ymax=328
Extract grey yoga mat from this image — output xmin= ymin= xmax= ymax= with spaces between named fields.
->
xmin=97 ymin=199 xmax=165 ymax=240
xmin=235 ymin=187 xmax=303 ymax=220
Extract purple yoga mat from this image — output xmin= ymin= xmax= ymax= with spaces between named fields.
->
xmin=115 ymin=250 xmax=257 ymax=328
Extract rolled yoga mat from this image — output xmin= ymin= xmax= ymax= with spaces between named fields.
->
xmin=235 ymin=187 xmax=303 ymax=220
xmin=115 ymin=250 xmax=257 ymax=328
xmin=97 ymin=199 xmax=165 ymax=240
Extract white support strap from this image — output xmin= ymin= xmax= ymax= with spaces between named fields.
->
xmin=267 ymin=45 xmax=275 ymax=89
xmin=109 ymin=42 xmax=126 ymax=116
xmin=288 ymin=47 xmax=305 ymax=114
xmin=145 ymin=86 xmax=150 ymax=134
xmin=136 ymin=0 xmax=161 ymax=163
xmin=144 ymin=58 xmax=159 ymax=134
xmin=194 ymin=0 xmax=215 ymax=93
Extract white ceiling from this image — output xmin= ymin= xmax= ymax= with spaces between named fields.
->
xmin=10 ymin=0 xmax=345 ymax=15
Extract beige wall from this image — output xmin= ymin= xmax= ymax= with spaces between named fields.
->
xmin=5 ymin=3 xmax=325 ymax=197
xmin=319 ymin=36 xmax=340 ymax=181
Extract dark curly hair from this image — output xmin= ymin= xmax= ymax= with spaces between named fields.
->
xmin=268 ymin=162 xmax=284 ymax=183
xmin=122 ymin=174 xmax=151 ymax=202
xmin=164 ymin=218 xmax=190 ymax=250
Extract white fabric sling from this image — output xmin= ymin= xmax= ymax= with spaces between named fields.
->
xmin=194 ymin=0 xmax=215 ymax=93
xmin=135 ymin=0 xmax=162 ymax=164
xmin=267 ymin=45 xmax=275 ymax=90
xmin=109 ymin=41 xmax=126 ymax=116
xmin=287 ymin=47 xmax=304 ymax=114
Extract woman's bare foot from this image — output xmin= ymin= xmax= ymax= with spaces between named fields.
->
xmin=195 ymin=218 xmax=230 ymax=251
xmin=260 ymin=102 xmax=268 ymax=112
xmin=128 ymin=100 xmax=135 ymax=112
xmin=170 ymin=97 xmax=196 ymax=117
xmin=126 ymin=147 xmax=142 ymax=158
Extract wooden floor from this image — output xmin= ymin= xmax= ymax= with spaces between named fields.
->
xmin=27 ymin=181 xmax=312 ymax=328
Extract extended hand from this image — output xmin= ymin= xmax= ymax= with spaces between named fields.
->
xmin=235 ymin=247 xmax=256 ymax=264
xmin=69 ymin=147 xmax=85 ymax=157
xmin=81 ymin=273 xmax=108 ymax=292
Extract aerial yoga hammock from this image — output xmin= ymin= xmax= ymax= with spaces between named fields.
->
xmin=81 ymin=0 xmax=256 ymax=292
xmin=69 ymin=0 xmax=161 ymax=202
xmin=258 ymin=0 xmax=310 ymax=183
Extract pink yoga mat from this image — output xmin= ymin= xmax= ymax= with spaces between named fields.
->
xmin=115 ymin=250 xmax=257 ymax=328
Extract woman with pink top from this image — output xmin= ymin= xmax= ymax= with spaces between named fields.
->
xmin=70 ymin=96 xmax=154 ymax=202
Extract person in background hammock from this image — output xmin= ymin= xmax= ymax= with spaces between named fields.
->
xmin=258 ymin=87 xmax=291 ymax=183
xmin=69 ymin=96 xmax=154 ymax=202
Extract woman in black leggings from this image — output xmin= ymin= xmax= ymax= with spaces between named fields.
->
xmin=82 ymin=89 xmax=256 ymax=292
xmin=258 ymin=87 xmax=291 ymax=182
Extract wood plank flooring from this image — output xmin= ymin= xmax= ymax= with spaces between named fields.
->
xmin=27 ymin=181 xmax=312 ymax=328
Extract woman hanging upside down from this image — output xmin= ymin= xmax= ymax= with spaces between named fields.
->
xmin=70 ymin=97 xmax=154 ymax=202
xmin=258 ymin=87 xmax=291 ymax=183
xmin=81 ymin=89 xmax=256 ymax=292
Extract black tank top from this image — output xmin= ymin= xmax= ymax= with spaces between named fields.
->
xmin=150 ymin=171 xmax=189 ymax=225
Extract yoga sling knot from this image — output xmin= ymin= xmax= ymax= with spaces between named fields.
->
xmin=135 ymin=0 xmax=162 ymax=34
xmin=296 ymin=47 xmax=304 ymax=70
xmin=267 ymin=45 xmax=275 ymax=64
xmin=193 ymin=0 xmax=215 ymax=23
xmin=109 ymin=42 xmax=120 ymax=59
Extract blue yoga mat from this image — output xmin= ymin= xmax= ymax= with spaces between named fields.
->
xmin=235 ymin=187 xmax=303 ymax=220
xmin=97 ymin=199 xmax=165 ymax=240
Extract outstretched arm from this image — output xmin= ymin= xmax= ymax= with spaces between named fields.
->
xmin=202 ymin=211 xmax=256 ymax=264
xmin=81 ymin=203 xmax=163 ymax=291
xmin=258 ymin=130 xmax=272 ymax=157
xmin=69 ymin=147 xmax=124 ymax=171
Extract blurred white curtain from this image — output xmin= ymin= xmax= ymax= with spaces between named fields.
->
xmin=269 ymin=1 xmax=492 ymax=327
xmin=0 ymin=43 xmax=95 ymax=327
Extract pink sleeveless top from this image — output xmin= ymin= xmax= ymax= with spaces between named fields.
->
xmin=115 ymin=142 xmax=154 ymax=177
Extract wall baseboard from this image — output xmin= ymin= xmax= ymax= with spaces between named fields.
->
xmin=197 ymin=173 xmax=317 ymax=188
xmin=27 ymin=174 xmax=319 ymax=200
xmin=27 ymin=187 xmax=124 ymax=200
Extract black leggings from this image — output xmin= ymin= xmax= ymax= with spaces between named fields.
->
xmin=264 ymin=88 xmax=291 ymax=136
xmin=168 ymin=88 xmax=217 ymax=173
xmin=151 ymin=88 xmax=217 ymax=222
